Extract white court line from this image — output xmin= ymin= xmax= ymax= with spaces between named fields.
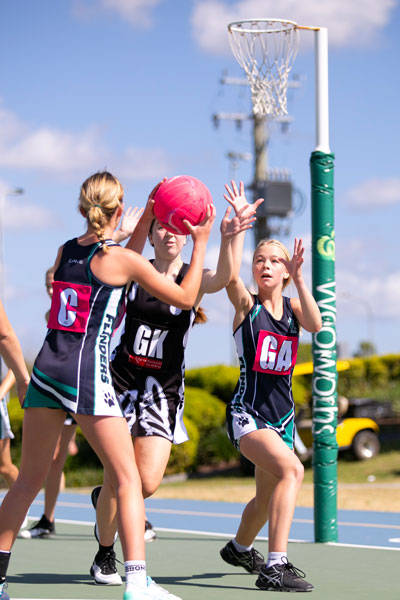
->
xmin=21 ymin=498 xmax=400 ymax=530
xmin=146 ymin=507 xmax=400 ymax=532
xmin=25 ymin=516 xmax=399 ymax=552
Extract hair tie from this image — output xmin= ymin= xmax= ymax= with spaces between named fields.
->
xmin=94 ymin=204 xmax=102 ymax=208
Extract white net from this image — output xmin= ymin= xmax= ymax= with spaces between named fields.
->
xmin=228 ymin=19 xmax=299 ymax=117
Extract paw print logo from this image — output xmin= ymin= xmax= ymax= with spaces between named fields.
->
xmin=237 ymin=416 xmax=249 ymax=427
xmin=104 ymin=391 xmax=115 ymax=407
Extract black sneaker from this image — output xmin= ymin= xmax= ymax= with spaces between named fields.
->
xmin=220 ymin=540 xmax=264 ymax=574
xmin=91 ymin=485 xmax=102 ymax=509
xmin=256 ymin=559 xmax=314 ymax=592
xmin=90 ymin=550 xmax=122 ymax=585
xmin=144 ymin=519 xmax=157 ymax=542
xmin=19 ymin=514 xmax=55 ymax=539
xmin=91 ymin=485 xmax=119 ymax=544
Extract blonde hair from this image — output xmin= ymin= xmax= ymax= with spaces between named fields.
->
xmin=253 ymin=238 xmax=291 ymax=289
xmin=79 ymin=171 xmax=124 ymax=252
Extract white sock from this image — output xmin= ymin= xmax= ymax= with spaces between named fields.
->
xmin=125 ymin=560 xmax=147 ymax=590
xmin=232 ymin=538 xmax=253 ymax=553
xmin=267 ymin=552 xmax=287 ymax=568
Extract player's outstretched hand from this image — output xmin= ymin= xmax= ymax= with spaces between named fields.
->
xmin=220 ymin=205 xmax=256 ymax=238
xmin=117 ymin=206 xmax=145 ymax=240
xmin=280 ymin=238 xmax=305 ymax=283
xmin=184 ymin=203 xmax=216 ymax=244
xmin=224 ymin=179 xmax=264 ymax=216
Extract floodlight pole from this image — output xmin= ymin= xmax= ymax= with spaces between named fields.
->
xmin=309 ymin=26 xmax=338 ymax=543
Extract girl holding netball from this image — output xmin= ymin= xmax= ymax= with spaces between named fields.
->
xmin=220 ymin=180 xmax=321 ymax=593
xmin=89 ymin=181 xmax=261 ymax=585
xmin=0 ymin=170 xmax=215 ymax=600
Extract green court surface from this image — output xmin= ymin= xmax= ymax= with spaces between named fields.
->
xmin=7 ymin=522 xmax=398 ymax=600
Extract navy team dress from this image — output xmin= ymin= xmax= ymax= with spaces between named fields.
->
xmin=227 ymin=295 xmax=300 ymax=450
xmin=24 ymin=238 xmax=125 ymax=417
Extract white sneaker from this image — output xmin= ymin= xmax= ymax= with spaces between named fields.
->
xmin=123 ymin=577 xmax=182 ymax=599
xmin=20 ymin=515 xmax=29 ymax=530
xmin=144 ymin=520 xmax=157 ymax=542
xmin=90 ymin=551 xmax=122 ymax=585
xmin=0 ymin=582 xmax=9 ymax=600
xmin=146 ymin=578 xmax=182 ymax=599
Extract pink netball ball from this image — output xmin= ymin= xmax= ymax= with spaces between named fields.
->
xmin=153 ymin=175 xmax=213 ymax=235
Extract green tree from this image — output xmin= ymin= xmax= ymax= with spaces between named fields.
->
xmin=354 ymin=341 xmax=376 ymax=358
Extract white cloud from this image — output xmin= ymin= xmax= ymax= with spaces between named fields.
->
xmin=73 ymin=0 xmax=163 ymax=27
xmin=117 ymin=147 xmax=172 ymax=181
xmin=0 ymin=104 xmax=171 ymax=181
xmin=4 ymin=198 xmax=59 ymax=230
xmin=0 ymin=179 xmax=59 ymax=230
xmin=337 ymin=268 xmax=400 ymax=319
xmin=191 ymin=0 xmax=397 ymax=55
xmin=345 ymin=178 xmax=400 ymax=208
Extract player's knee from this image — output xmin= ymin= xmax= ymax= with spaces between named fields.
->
xmin=282 ymin=459 xmax=304 ymax=485
xmin=142 ymin=478 xmax=162 ymax=498
xmin=292 ymin=460 xmax=304 ymax=485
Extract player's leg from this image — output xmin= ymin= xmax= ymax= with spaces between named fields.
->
xmin=0 ymin=407 xmax=65 ymax=599
xmin=90 ymin=469 xmax=121 ymax=585
xmin=44 ymin=423 xmax=78 ymax=522
xmin=75 ymin=414 xmax=145 ymax=559
xmin=239 ymin=429 xmax=312 ymax=592
xmin=134 ymin=435 xmax=172 ymax=498
xmin=0 ymin=397 xmax=18 ymax=488
xmin=220 ymin=466 xmax=276 ymax=574
xmin=135 ymin=435 xmax=172 ymax=542
xmin=78 ymin=414 xmax=182 ymax=599
xmin=0 ymin=439 xmax=18 ymax=488
xmin=90 ymin=435 xmax=172 ymax=583
xmin=20 ymin=422 xmax=79 ymax=539
xmin=0 ymin=407 xmax=65 ymax=546
xmin=240 ymin=429 xmax=303 ymax=552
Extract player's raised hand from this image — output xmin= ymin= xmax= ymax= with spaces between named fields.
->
xmin=224 ymin=179 xmax=264 ymax=216
xmin=184 ymin=203 xmax=216 ymax=243
xmin=118 ymin=206 xmax=145 ymax=238
xmin=220 ymin=205 xmax=256 ymax=238
xmin=280 ymin=238 xmax=305 ymax=283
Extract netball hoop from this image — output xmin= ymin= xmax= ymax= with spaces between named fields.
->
xmin=228 ymin=18 xmax=338 ymax=546
xmin=227 ymin=19 xmax=299 ymax=117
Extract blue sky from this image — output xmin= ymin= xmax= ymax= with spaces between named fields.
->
xmin=0 ymin=0 xmax=399 ymax=368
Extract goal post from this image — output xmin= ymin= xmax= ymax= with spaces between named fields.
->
xmin=310 ymin=27 xmax=338 ymax=543
xmin=227 ymin=20 xmax=338 ymax=543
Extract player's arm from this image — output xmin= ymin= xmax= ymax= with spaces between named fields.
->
xmin=0 ymin=301 xmax=29 ymax=406
xmin=49 ymin=245 xmax=64 ymax=277
xmin=124 ymin=179 xmax=165 ymax=254
xmin=224 ymin=180 xmax=263 ymax=283
xmin=197 ymin=191 xmax=258 ymax=301
xmin=94 ymin=206 xmax=215 ymax=310
xmin=284 ymin=238 xmax=322 ymax=333
xmin=0 ymin=369 xmax=16 ymax=400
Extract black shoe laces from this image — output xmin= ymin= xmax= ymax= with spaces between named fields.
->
xmin=282 ymin=557 xmax=307 ymax=580
xmin=97 ymin=550 xmax=122 ymax=574
xmin=250 ymin=548 xmax=264 ymax=568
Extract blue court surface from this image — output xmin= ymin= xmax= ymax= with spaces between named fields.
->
xmin=19 ymin=491 xmax=400 ymax=550
xmin=0 ymin=489 xmax=398 ymax=599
